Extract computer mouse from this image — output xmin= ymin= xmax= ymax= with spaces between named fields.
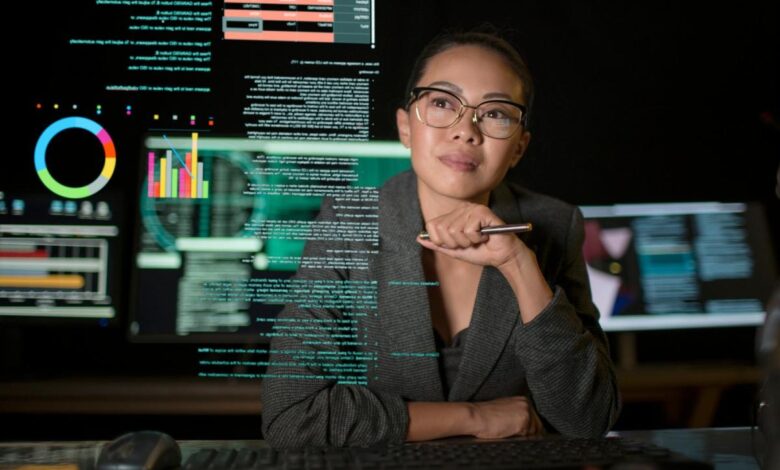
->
xmin=96 ymin=430 xmax=182 ymax=470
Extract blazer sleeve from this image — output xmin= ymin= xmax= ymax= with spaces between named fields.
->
xmin=512 ymin=206 xmax=621 ymax=437
xmin=261 ymin=200 xmax=409 ymax=448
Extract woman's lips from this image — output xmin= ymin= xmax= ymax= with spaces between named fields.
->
xmin=438 ymin=154 xmax=480 ymax=172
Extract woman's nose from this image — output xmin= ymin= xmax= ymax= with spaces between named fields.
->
xmin=449 ymin=107 xmax=483 ymax=144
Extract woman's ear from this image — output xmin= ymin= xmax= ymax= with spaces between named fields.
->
xmin=396 ymin=108 xmax=411 ymax=148
xmin=511 ymin=130 xmax=531 ymax=167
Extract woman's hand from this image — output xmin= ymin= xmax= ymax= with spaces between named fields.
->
xmin=469 ymin=396 xmax=544 ymax=439
xmin=417 ymin=202 xmax=553 ymax=325
xmin=416 ymin=202 xmax=532 ymax=269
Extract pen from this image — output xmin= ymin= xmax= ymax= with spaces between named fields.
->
xmin=418 ymin=223 xmax=533 ymax=240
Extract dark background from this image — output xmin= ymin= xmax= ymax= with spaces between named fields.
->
xmin=1 ymin=0 xmax=778 ymax=439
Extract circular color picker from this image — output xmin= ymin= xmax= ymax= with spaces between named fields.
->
xmin=34 ymin=117 xmax=116 ymax=199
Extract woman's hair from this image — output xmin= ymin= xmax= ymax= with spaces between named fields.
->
xmin=404 ymin=29 xmax=535 ymax=121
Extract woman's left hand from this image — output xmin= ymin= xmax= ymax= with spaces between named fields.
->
xmin=416 ymin=202 xmax=532 ymax=268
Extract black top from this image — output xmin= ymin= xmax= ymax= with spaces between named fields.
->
xmin=433 ymin=327 xmax=469 ymax=396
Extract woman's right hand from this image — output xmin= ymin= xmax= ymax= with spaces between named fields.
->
xmin=469 ymin=396 xmax=544 ymax=438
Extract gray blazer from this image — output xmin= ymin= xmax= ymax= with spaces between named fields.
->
xmin=261 ymin=170 xmax=620 ymax=448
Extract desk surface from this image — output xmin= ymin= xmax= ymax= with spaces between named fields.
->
xmin=0 ymin=427 xmax=767 ymax=469
xmin=0 ymin=377 xmax=263 ymax=415
xmin=614 ymin=427 xmax=764 ymax=469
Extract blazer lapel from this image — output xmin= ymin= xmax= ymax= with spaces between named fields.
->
xmin=375 ymin=172 xmax=444 ymax=401
xmin=448 ymin=182 xmax=524 ymax=402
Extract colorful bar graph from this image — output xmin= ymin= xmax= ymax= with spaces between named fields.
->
xmin=146 ymin=133 xmax=209 ymax=199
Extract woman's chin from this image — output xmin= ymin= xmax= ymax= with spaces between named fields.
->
xmin=430 ymin=184 xmax=490 ymax=203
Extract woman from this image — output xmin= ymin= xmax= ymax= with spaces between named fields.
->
xmin=262 ymin=31 xmax=620 ymax=447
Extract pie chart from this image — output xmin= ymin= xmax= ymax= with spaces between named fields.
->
xmin=34 ymin=117 xmax=116 ymax=199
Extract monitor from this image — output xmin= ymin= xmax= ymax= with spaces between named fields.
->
xmin=4 ymin=0 xmax=395 ymax=328
xmin=1 ymin=110 xmax=125 ymax=323
xmin=582 ymin=202 xmax=777 ymax=331
xmin=130 ymin=136 xmax=410 ymax=342
xmin=4 ymin=0 xmax=777 ymax=378
xmin=0 ymin=193 xmax=122 ymax=321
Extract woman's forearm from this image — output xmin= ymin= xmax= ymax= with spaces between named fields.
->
xmin=407 ymin=397 xmax=543 ymax=441
xmin=406 ymin=402 xmax=476 ymax=441
xmin=498 ymin=248 xmax=554 ymax=324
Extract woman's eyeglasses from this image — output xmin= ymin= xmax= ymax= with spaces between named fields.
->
xmin=407 ymin=87 xmax=527 ymax=139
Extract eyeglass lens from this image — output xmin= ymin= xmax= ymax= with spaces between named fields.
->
xmin=416 ymin=89 xmax=523 ymax=138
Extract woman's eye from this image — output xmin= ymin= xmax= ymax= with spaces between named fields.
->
xmin=431 ymin=97 xmax=456 ymax=109
xmin=482 ymin=106 xmax=516 ymax=119
xmin=484 ymin=109 xmax=508 ymax=119
xmin=481 ymin=106 xmax=520 ymax=124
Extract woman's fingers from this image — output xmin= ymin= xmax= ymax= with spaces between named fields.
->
xmin=424 ymin=203 xmax=499 ymax=249
xmin=417 ymin=202 xmax=532 ymax=268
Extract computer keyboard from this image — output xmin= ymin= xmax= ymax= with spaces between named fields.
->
xmin=0 ymin=442 xmax=100 ymax=468
xmin=182 ymin=437 xmax=713 ymax=469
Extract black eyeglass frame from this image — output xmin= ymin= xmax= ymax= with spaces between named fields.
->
xmin=406 ymin=86 xmax=528 ymax=139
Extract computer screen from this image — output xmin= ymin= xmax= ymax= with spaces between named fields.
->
xmin=3 ymin=0 xmax=777 ymax=346
xmin=582 ymin=202 xmax=777 ymax=331
xmin=3 ymin=0 xmax=399 ymax=328
xmin=0 ymin=194 xmax=122 ymax=321
xmin=2 ymin=108 xmax=125 ymax=322
xmin=130 ymin=136 xmax=409 ymax=341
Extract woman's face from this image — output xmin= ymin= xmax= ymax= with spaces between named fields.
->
xmin=397 ymin=45 xmax=531 ymax=204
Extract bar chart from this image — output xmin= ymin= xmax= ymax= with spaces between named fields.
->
xmin=0 ymin=237 xmax=109 ymax=302
xmin=148 ymin=133 xmax=210 ymax=199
